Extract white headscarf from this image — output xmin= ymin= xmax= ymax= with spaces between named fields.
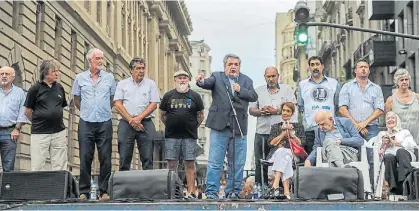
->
xmin=386 ymin=111 xmax=402 ymax=134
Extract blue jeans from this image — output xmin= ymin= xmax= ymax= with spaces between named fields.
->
xmin=205 ymin=128 xmax=247 ymax=198
xmin=0 ymin=128 xmax=17 ymax=172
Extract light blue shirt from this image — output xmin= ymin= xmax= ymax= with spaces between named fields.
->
xmin=0 ymin=84 xmax=27 ymax=127
xmin=71 ymin=70 xmax=116 ymax=123
xmin=325 ymin=126 xmax=343 ymax=142
xmin=113 ymin=77 xmax=160 ymax=120
xmin=339 ymin=79 xmax=384 ymax=125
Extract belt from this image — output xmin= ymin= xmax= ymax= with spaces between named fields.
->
xmin=0 ymin=125 xmax=15 ymax=130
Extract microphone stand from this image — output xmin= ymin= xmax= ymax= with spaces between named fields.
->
xmin=225 ymin=86 xmax=244 ymax=199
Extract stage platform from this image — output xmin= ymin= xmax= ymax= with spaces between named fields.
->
xmin=1 ymin=200 xmax=418 ymax=210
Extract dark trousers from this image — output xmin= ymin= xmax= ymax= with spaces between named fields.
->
xmin=78 ymin=119 xmax=113 ymax=196
xmin=304 ymin=131 xmax=315 ymax=155
xmin=254 ymin=133 xmax=270 ymax=185
xmin=0 ymin=128 xmax=17 ymax=172
xmin=117 ymin=119 xmax=155 ymax=171
xmin=384 ymin=148 xmax=413 ymax=194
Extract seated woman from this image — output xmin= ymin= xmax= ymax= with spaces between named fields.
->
xmin=379 ymin=111 xmax=418 ymax=197
xmin=266 ymin=102 xmax=306 ymax=199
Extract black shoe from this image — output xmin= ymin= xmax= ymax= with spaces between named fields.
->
xmin=187 ymin=192 xmax=197 ymax=199
xmin=274 ymin=188 xmax=287 ymax=200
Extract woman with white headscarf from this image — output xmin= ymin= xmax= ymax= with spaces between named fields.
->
xmin=378 ymin=111 xmax=418 ymax=197
xmin=385 ymin=68 xmax=419 ymax=144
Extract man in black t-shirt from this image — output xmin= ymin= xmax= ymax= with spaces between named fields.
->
xmin=160 ymin=70 xmax=204 ymax=199
xmin=24 ymin=60 xmax=68 ymax=171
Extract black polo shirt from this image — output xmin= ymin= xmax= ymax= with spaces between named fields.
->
xmin=24 ymin=82 xmax=68 ymax=134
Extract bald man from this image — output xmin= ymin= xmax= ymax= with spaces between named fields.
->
xmin=249 ymin=66 xmax=296 ymax=186
xmin=0 ymin=66 xmax=27 ymax=172
xmin=304 ymin=110 xmax=364 ymax=167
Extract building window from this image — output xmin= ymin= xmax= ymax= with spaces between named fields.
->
xmin=70 ymin=30 xmax=77 ymax=71
xmin=106 ymin=1 xmax=111 ymax=35
xmin=84 ymin=42 xmax=90 ymax=70
xmin=35 ymin=1 xmax=44 ymax=47
xmin=12 ymin=1 xmax=22 ymax=32
xmin=122 ymin=4 xmax=126 ymax=49
xmin=97 ymin=0 xmax=102 ymax=25
xmin=54 ymin=16 xmax=63 ymax=61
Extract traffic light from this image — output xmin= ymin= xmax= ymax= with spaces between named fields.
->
xmin=294 ymin=0 xmax=310 ymax=45
xmin=296 ymin=23 xmax=308 ymax=44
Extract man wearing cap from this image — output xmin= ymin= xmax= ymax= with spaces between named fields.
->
xmin=114 ymin=57 xmax=160 ymax=171
xmin=160 ymin=70 xmax=204 ymax=199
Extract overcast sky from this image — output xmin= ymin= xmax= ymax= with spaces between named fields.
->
xmin=186 ymin=0 xmax=298 ymax=170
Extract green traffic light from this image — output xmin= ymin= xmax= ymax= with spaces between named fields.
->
xmin=297 ymin=33 xmax=308 ymax=43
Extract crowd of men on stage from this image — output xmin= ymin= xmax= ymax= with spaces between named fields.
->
xmin=0 ymin=48 xmax=418 ymax=200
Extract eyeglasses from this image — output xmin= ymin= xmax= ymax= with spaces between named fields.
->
xmin=0 ymin=73 xmax=12 ymax=76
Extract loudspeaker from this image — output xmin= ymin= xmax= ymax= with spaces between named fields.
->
xmin=0 ymin=170 xmax=78 ymax=201
xmin=109 ymin=169 xmax=184 ymax=200
xmin=293 ymin=166 xmax=365 ymax=200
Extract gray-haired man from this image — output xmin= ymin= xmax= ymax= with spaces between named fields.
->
xmin=114 ymin=57 xmax=160 ymax=171
xmin=0 ymin=66 xmax=27 ymax=172
xmin=72 ymin=48 xmax=116 ymax=200
xmin=24 ymin=60 xmax=68 ymax=171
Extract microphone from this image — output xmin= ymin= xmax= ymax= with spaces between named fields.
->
xmin=233 ymin=73 xmax=238 ymax=83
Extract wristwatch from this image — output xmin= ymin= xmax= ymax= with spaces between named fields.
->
xmin=14 ymin=125 xmax=21 ymax=131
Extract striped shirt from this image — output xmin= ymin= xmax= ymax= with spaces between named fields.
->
xmin=339 ymin=79 xmax=384 ymax=126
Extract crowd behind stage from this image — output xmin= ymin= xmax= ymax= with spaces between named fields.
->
xmin=0 ymin=49 xmax=418 ymax=200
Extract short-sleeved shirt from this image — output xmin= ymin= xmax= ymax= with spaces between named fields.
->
xmin=71 ymin=70 xmax=116 ymax=123
xmin=160 ymin=89 xmax=204 ymax=139
xmin=249 ymin=83 xmax=297 ymax=134
xmin=113 ymin=77 xmax=160 ymax=119
xmin=339 ymin=79 xmax=384 ymax=126
xmin=24 ymin=82 xmax=68 ymax=134
xmin=0 ymin=84 xmax=27 ymax=127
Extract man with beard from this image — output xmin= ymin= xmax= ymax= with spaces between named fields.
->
xmin=114 ymin=57 xmax=160 ymax=172
xmin=249 ymin=66 xmax=296 ymax=186
xmin=196 ymin=54 xmax=258 ymax=199
xmin=24 ymin=60 xmax=68 ymax=171
xmin=72 ymin=48 xmax=116 ymax=200
xmin=159 ymin=70 xmax=204 ymax=199
xmin=0 ymin=66 xmax=27 ymax=172
xmin=338 ymin=59 xmax=384 ymax=187
xmin=297 ymin=56 xmax=341 ymax=155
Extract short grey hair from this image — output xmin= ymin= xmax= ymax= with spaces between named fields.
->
xmin=223 ymin=54 xmax=241 ymax=67
xmin=393 ymin=68 xmax=411 ymax=85
xmin=86 ymin=48 xmax=103 ymax=62
xmin=39 ymin=60 xmax=59 ymax=81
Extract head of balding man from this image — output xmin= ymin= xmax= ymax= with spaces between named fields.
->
xmin=264 ymin=67 xmax=279 ymax=88
xmin=314 ymin=110 xmax=335 ymax=132
xmin=0 ymin=66 xmax=16 ymax=87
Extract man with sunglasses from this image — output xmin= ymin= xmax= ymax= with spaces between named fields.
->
xmin=297 ymin=56 xmax=341 ymax=156
xmin=249 ymin=66 xmax=296 ymax=186
xmin=114 ymin=57 xmax=160 ymax=172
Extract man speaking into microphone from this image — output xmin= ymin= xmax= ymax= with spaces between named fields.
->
xmin=196 ymin=54 xmax=258 ymax=199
